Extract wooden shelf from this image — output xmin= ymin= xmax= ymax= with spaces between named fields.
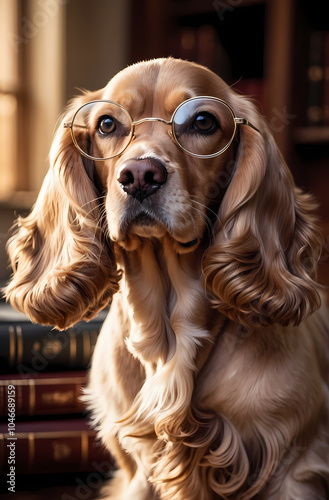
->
xmin=294 ymin=127 xmax=329 ymax=145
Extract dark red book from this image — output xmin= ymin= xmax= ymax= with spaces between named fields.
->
xmin=233 ymin=78 xmax=266 ymax=114
xmin=0 ymin=418 xmax=114 ymax=474
xmin=0 ymin=371 xmax=87 ymax=417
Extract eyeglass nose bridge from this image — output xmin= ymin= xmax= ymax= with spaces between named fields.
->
xmin=132 ymin=117 xmax=172 ymax=127
xmin=130 ymin=116 xmax=173 ymax=145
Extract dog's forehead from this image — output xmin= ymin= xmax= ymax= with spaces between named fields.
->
xmin=101 ymin=59 xmax=229 ymax=115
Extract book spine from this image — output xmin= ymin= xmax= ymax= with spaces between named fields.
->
xmin=306 ymin=31 xmax=325 ymax=126
xmin=0 ymin=428 xmax=114 ymax=474
xmin=0 ymin=372 xmax=87 ymax=416
xmin=0 ymin=321 xmax=102 ymax=374
xmin=323 ymin=32 xmax=329 ymax=125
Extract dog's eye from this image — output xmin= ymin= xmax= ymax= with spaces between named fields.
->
xmin=192 ymin=112 xmax=218 ymax=133
xmin=98 ymin=115 xmax=116 ymax=135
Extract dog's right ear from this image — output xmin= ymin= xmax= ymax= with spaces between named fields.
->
xmin=4 ymin=93 xmax=121 ymax=330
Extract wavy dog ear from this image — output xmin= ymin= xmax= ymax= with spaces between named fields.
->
xmin=4 ymin=94 xmax=121 ymax=329
xmin=203 ymin=93 xmax=323 ymax=328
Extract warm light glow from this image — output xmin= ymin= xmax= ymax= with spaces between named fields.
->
xmin=0 ymin=94 xmax=17 ymax=195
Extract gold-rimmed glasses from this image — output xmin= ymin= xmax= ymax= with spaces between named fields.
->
xmin=64 ymin=96 xmax=260 ymax=161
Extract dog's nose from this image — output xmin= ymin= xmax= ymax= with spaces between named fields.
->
xmin=117 ymin=158 xmax=167 ymax=203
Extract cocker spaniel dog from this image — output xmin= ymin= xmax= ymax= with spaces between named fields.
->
xmin=4 ymin=58 xmax=329 ymax=499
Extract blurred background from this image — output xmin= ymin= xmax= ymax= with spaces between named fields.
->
xmin=0 ymin=1 xmax=328 ymax=498
xmin=0 ymin=0 xmax=329 ymax=286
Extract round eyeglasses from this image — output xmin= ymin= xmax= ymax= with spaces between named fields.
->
xmin=64 ymin=96 xmax=260 ymax=160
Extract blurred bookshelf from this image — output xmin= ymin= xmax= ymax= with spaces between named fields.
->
xmin=130 ymin=0 xmax=329 ymax=289
xmin=0 ymin=0 xmax=130 ymax=284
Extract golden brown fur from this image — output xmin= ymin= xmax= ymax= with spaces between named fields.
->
xmin=4 ymin=58 xmax=329 ymax=499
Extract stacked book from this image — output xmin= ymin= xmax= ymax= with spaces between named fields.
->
xmin=0 ymin=300 xmax=115 ymax=483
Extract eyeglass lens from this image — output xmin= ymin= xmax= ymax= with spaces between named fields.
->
xmin=173 ymin=98 xmax=235 ymax=157
xmin=71 ymin=98 xmax=236 ymax=159
xmin=72 ymin=101 xmax=133 ymax=160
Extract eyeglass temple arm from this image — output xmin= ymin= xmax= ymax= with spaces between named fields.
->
xmin=234 ymin=117 xmax=260 ymax=133
xmin=64 ymin=121 xmax=88 ymax=130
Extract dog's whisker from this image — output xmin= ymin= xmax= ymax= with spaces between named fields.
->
xmin=190 ymin=197 xmax=221 ymax=226
xmin=190 ymin=200 xmax=218 ymax=243
xmin=190 ymin=205 xmax=214 ymax=243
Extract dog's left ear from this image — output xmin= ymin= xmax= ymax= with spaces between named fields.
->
xmin=203 ymin=93 xmax=323 ymax=327
xmin=4 ymin=94 xmax=121 ymax=330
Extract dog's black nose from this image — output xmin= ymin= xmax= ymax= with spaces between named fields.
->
xmin=117 ymin=158 xmax=167 ymax=203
